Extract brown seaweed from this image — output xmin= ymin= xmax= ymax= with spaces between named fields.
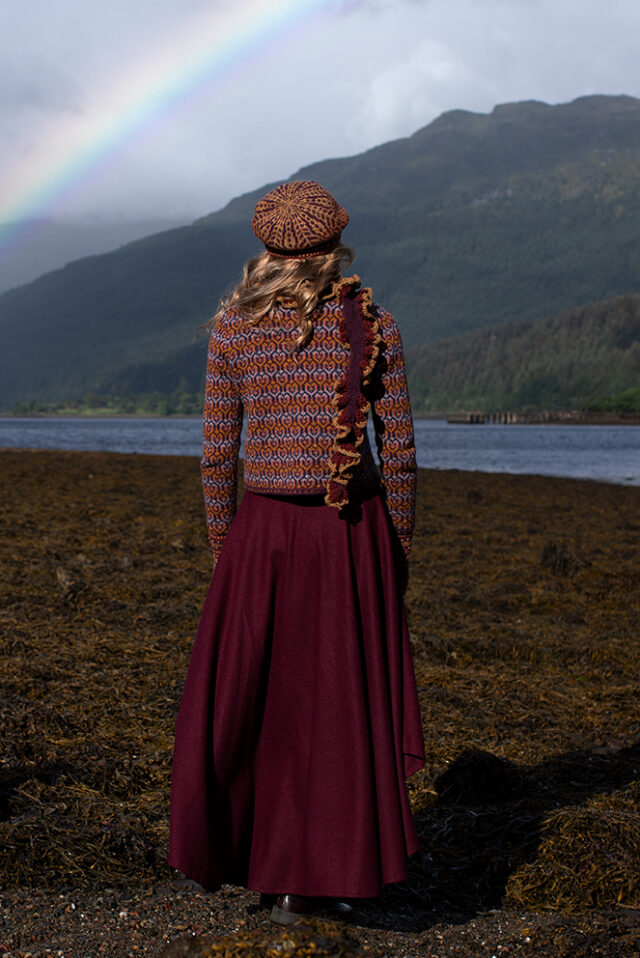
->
xmin=158 ymin=918 xmax=363 ymax=957
xmin=1 ymin=449 xmax=639 ymax=927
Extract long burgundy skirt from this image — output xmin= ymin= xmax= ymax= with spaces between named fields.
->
xmin=168 ymin=489 xmax=425 ymax=898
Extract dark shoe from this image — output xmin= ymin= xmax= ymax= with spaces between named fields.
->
xmin=326 ymin=899 xmax=353 ymax=918
xmin=270 ymin=894 xmax=353 ymax=925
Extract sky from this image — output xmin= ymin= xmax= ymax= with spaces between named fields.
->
xmin=1 ymin=0 xmax=640 ymax=225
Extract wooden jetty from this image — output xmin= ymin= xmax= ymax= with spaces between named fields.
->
xmin=446 ymin=411 xmax=521 ymax=424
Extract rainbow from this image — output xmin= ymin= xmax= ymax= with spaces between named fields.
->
xmin=0 ymin=0 xmax=342 ymax=251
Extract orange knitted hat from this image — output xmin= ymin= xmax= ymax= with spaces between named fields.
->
xmin=252 ymin=180 xmax=349 ymax=258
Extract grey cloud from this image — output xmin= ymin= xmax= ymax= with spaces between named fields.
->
xmin=1 ymin=0 xmax=640 ymax=221
xmin=0 ymin=59 xmax=83 ymax=116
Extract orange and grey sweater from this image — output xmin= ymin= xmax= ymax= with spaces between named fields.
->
xmin=201 ymin=277 xmax=417 ymax=559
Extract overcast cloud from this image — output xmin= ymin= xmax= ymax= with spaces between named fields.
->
xmin=1 ymin=0 xmax=639 ymax=223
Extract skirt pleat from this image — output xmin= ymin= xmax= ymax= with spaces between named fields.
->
xmin=168 ymin=489 xmax=425 ymax=897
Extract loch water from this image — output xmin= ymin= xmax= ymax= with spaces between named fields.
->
xmin=1 ymin=417 xmax=638 ymax=486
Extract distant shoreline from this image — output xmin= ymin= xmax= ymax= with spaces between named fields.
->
xmin=442 ymin=411 xmax=640 ymax=426
xmin=2 ymin=411 xmax=640 ymax=426
xmin=0 ymin=411 xmax=201 ymax=420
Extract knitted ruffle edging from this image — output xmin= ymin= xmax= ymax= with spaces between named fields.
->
xmin=325 ymin=275 xmax=384 ymax=510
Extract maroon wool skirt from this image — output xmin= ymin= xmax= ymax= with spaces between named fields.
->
xmin=168 ymin=489 xmax=425 ymax=898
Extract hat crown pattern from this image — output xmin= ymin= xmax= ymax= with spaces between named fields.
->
xmin=252 ymin=180 xmax=349 ymax=257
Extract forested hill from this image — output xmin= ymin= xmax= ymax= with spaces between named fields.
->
xmin=1 ymin=94 xmax=640 ymax=408
xmin=0 ymin=217 xmax=188 ymax=294
xmin=406 ymin=293 xmax=640 ymax=414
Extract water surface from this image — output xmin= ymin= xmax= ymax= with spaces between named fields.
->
xmin=0 ymin=417 xmax=638 ymax=485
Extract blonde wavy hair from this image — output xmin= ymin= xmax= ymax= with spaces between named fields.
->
xmin=209 ymin=244 xmax=355 ymax=349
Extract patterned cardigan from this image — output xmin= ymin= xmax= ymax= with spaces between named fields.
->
xmin=201 ymin=277 xmax=417 ymax=559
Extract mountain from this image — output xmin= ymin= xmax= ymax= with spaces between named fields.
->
xmin=1 ymin=94 xmax=640 ymax=409
xmin=0 ymin=217 xmax=189 ymax=294
xmin=406 ymin=293 xmax=640 ymax=414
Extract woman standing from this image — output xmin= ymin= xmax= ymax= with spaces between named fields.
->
xmin=168 ymin=180 xmax=425 ymax=924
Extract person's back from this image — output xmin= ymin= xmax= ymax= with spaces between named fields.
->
xmin=202 ymin=265 xmax=416 ymax=562
xmin=169 ymin=180 xmax=425 ymax=924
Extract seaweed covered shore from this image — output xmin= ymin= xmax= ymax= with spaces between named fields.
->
xmin=1 ymin=449 xmax=639 ymax=957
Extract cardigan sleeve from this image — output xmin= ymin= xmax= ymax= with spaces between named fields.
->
xmin=201 ymin=314 xmax=243 ymax=557
xmin=372 ymin=308 xmax=417 ymax=560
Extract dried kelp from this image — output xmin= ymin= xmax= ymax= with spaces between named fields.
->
xmin=158 ymin=918 xmax=363 ymax=958
xmin=1 ymin=449 xmax=639 ymax=919
xmin=505 ymin=782 xmax=640 ymax=912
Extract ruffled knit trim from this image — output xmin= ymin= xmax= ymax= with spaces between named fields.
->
xmin=325 ymin=276 xmax=384 ymax=510
xmin=324 ymin=274 xmax=355 ymax=302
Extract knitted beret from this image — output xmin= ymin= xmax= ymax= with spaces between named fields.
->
xmin=252 ymin=180 xmax=349 ymax=259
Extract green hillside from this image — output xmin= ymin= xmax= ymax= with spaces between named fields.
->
xmin=1 ymin=94 xmax=640 ymax=408
xmin=0 ymin=217 xmax=188 ymax=294
xmin=406 ymin=293 xmax=640 ymax=414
